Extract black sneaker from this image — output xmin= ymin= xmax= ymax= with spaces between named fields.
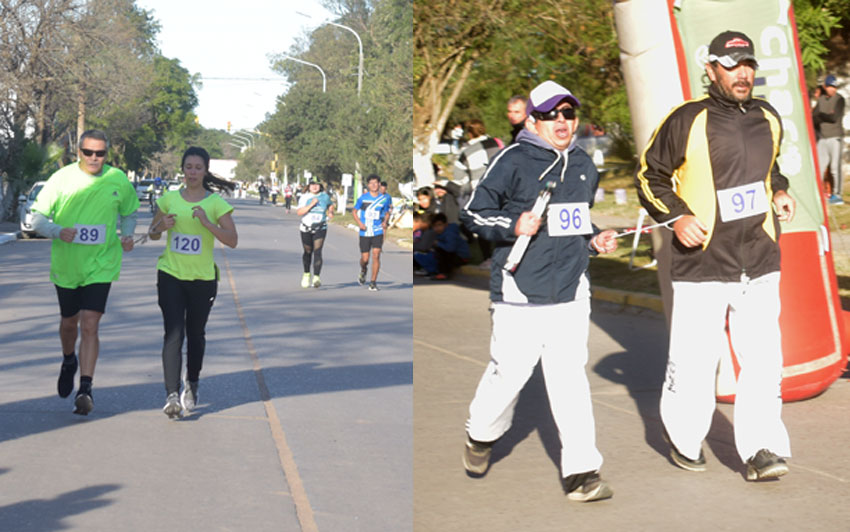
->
xmin=746 ymin=449 xmax=788 ymax=481
xmin=57 ymin=355 xmax=78 ymax=398
xmin=73 ymin=391 xmax=93 ymax=416
xmin=463 ymin=436 xmax=492 ymax=475
xmin=368 ymin=281 xmax=379 ymax=292
xmin=563 ymin=471 xmax=613 ymax=502
xmin=663 ymin=429 xmax=706 ymax=472
xmin=358 ymin=270 xmax=366 ymax=285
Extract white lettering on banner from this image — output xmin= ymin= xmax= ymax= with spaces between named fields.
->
xmin=171 ymin=232 xmax=202 ymax=255
xmin=73 ymin=224 xmax=106 ymax=245
xmin=547 ymin=202 xmax=592 ymax=236
xmin=717 ymin=182 xmax=769 ymax=222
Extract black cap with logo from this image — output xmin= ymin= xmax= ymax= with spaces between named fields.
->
xmin=708 ymin=30 xmax=758 ymax=69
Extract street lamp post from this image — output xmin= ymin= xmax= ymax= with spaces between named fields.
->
xmin=297 ymin=12 xmax=363 ymax=99
xmin=282 ymin=55 xmax=326 ymax=93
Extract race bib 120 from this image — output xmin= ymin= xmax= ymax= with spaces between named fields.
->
xmin=547 ymin=202 xmax=592 ymax=236
xmin=171 ymin=232 xmax=202 ymax=255
xmin=717 ymin=182 xmax=769 ymax=222
xmin=73 ymin=224 xmax=106 ymax=245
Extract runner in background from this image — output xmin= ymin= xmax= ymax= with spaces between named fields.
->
xmin=353 ymin=174 xmax=392 ymax=291
xmin=148 ymin=146 xmax=238 ymax=418
xmin=296 ymin=179 xmax=334 ymax=288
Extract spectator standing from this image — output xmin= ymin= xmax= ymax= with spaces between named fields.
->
xmin=636 ymin=30 xmax=795 ymax=481
xmin=506 ymin=95 xmax=528 ymax=144
xmin=813 ymin=74 xmax=845 ymax=204
xmin=460 ymin=80 xmax=618 ymax=502
xmin=31 ymin=129 xmax=140 ymax=415
xmin=453 ymin=119 xmax=501 ymax=267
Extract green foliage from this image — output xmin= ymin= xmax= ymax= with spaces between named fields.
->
xmin=792 ymin=0 xmax=843 ymax=82
xmin=263 ymin=0 xmax=412 ymax=188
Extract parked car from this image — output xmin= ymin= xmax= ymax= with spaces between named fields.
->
xmin=135 ymin=179 xmax=156 ymax=201
xmin=17 ymin=181 xmax=47 ymax=238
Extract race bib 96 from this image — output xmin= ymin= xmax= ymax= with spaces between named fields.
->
xmin=547 ymin=202 xmax=592 ymax=236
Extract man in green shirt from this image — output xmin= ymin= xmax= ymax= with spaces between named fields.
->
xmin=32 ymin=129 xmax=140 ymax=415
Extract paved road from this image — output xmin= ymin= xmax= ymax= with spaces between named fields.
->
xmin=414 ymin=274 xmax=850 ymax=531
xmin=0 ymin=199 xmax=412 ymax=531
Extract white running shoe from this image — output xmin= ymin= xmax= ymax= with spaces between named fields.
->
xmin=163 ymin=392 xmax=182 ymax=419
xmin=301 ymin=273 xmax=311 ymax=288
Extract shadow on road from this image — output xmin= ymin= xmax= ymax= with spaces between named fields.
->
xmin=0 ymin=361 xmax=412 ymax=444
xmin=0 ymin=482 xmax=120 ymax=532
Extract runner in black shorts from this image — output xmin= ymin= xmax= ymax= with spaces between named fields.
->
xmin=353 ymin=175 xmax=392 ymax=291
xmin=31 ymin=129 xmax=139 ymax=415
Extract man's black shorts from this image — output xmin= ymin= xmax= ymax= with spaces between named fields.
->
xmin=359 ymin=234 xmax=384 ymax=253
xmin=55 ymin=283 xmax=111 ymax=317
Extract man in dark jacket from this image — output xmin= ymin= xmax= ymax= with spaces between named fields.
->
xmin=813 ymin=74 xmax=845 ymax=204
xmin=460 ymin=80 xmax=617 ymax=502
xmin=636 ymin=30 xmax=795 ymax=482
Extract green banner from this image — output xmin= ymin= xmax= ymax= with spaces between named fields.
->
xmin=674 ymin=0 xmax=822 ymax=233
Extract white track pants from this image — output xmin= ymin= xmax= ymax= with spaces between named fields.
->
xmin=661 ymin=272 xmax=791 ymax=462
xmin=466 ymin=296 xmax=603 ymax=477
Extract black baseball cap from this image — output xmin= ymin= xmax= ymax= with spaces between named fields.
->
xmin=708 ymin=30 xmax=758 ymax=69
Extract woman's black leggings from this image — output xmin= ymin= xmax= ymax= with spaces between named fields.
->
xmin=157 ymin=270 xmax=217 ymax=394
xmin=301 ymin=228 xmax=327 ymax=275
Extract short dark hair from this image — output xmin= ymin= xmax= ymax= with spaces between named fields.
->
xmin=79 ymin=129 xmax=108 ymax=148
xmin=380 ymin=181 xmax=388 ymax=187
xmin=366 ymin=174 xmax=381 ymax=183
xmin=430 ymin=212 xmax=448 ymax=225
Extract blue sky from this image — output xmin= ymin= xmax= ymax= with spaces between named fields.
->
xmin=136 ymin=0 xmax=333 ymax=132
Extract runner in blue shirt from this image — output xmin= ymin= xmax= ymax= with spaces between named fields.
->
xmin=296 ymin=179 xmax=334 ymax=288
xmin=353 ymin=174 xmax=392 ymax=291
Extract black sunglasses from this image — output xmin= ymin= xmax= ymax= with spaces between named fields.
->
xmin=81 ymin=148 xmax=107 ymax=157
xmin=532 ymin=107 xmax=576 ymax=121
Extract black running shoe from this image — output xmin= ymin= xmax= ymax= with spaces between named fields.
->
xmin=663 ymin=428 xmax=706 ymax=472
xmin=563 ymin=471 xmax=613 ymax=502
xmin=368 ymin=281 xmax=379 ymax=291
xmin=358 ymin=270 xmax=366 ymax=285
xmin=73 ymin=391 xmax=93 ymax=415
xmin=57 ymin=355 xmax=78 ymax=398
xmin=462 ymin=436 xmax=492 ymax=475
xmin=746 ymin=449 xmax=788 ymax=481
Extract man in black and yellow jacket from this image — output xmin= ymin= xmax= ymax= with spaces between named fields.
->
xmin=636 ymin=30 xmax=795 ymax=482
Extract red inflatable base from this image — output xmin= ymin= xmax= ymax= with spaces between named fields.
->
xmin=717 ymin=231 xmax=848 ymax=403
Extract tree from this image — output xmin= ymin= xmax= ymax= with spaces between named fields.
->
xmin=412 ymin=0 xmax=513 ymax=186
xmin=262 ymin=0 xmax=412 ymax=190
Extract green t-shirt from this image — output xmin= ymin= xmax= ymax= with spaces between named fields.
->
xmin=32 ymin=162 xmax=140 ymax=288
xmin=155 ymin=190 xmax=234 ymax=281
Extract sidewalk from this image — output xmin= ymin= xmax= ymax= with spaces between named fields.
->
xmin=0 ymin=220 xmax=18 ymax=245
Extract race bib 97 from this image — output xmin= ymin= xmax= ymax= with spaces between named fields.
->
xmin=717 ymin=182 xmax=769 ymax=222
xmin=547 ymin=202 xmax=592 ymax=236
xmin=171 ymin=232 xmax=202 ymax=255
xmin=73 ymin=224 xmax=106 ymax=245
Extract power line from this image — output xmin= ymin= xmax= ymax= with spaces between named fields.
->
xmin=200 ymin=76 xmax=284 ymax=82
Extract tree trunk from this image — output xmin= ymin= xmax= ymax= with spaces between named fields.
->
xmin=76 ymin=85 xmax=86 ymax=148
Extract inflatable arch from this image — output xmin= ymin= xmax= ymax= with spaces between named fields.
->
xmin=614 ymin=0 xmax=849 ymax=401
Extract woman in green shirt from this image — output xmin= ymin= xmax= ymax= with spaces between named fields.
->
xmin=148 ymin=147 xmax=238 ymax=418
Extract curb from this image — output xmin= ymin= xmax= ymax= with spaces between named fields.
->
xmin=0 ymin=232 xmax=18 ymax=246
xmin=458 ymin=264 xmax=664 ymax=314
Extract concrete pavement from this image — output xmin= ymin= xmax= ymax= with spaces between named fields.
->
xmin=0 ymin=199 xmax=412 ymax=531
xmin=413 ymin=272 xmax=850 ymax=531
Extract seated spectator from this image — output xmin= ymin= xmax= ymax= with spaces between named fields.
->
xmin=416 ymin=187 xmax=437 ymax=218
xmin=433 ymin=179 xmax=462 ymax=224
xmin=414 ymin=213 xmax=470 ymax=280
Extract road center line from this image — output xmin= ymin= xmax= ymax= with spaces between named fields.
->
xmin=221 ymin=247 xmax=320 ymax=532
